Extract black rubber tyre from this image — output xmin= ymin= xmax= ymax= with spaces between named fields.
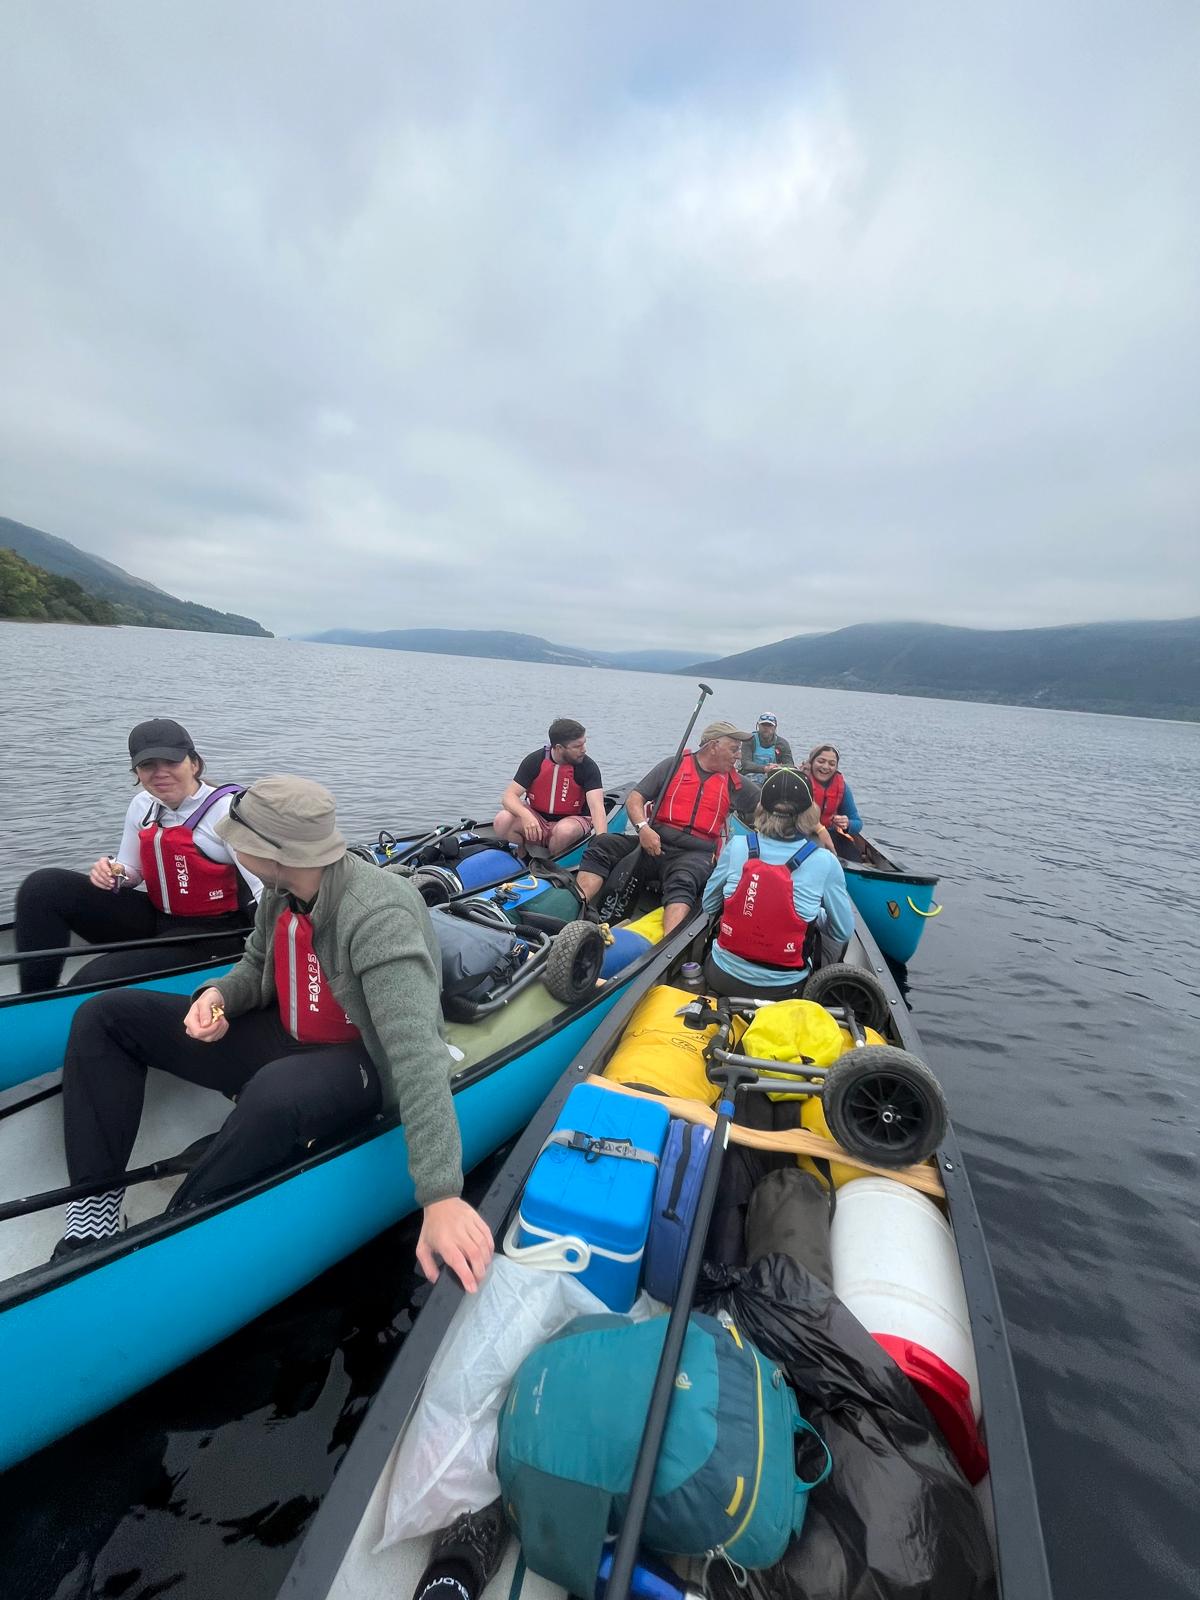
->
xmin=802 ymin=962 xmax=891 ymax=1033
xmin=544 ymin=920 xmax=605 ymax=1004
xmin=409 ymin=866 xmax=461 ymax=907
xmin=821 ymin=1046 xmax=947 ymax=1168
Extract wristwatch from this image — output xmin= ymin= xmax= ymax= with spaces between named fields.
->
xmin=636 ymin=818 xmax=651 ymax=832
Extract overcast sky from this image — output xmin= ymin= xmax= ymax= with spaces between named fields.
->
xmin=1 ymin=3 xmax=1196 ymax=652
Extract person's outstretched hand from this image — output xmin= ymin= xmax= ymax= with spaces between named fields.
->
xmin=416 ymin=1197 xmax=494 ymax=1293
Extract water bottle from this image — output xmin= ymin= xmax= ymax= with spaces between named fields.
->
xmin=106 ymin=856 xmax=127 ymax=893
xmin=595 ymin=1546 xmax=703 ymax=1600
xmin=679 ymin=961 xmax=705 ymax=993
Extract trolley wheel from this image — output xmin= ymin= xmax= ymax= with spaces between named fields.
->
xmin=802 ymin=962 xmax=891 ymax=1033
xmin=544 ymin=920 xmax=605 ymax=1004
xmin=409 ymin=866 xmax=461 ymax=907
xmin=821 ymin=1046 xmax=947 ymax=1168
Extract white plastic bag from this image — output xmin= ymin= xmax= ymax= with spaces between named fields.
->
xmin=376 ymin=1256 xmax=662 ymax=1549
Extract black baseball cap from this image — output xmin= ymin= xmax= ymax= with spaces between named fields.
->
xmin=760 ymin=767 xmax=813 ymax=812
xmin=128 ymin=718 xmax=195 ymax=767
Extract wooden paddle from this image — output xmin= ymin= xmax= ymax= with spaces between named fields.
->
xmin=586 ymin=1074 xmax=945 ymax=1198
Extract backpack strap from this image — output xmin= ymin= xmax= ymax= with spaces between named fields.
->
xmin=182 ymin=783 xmax=244 ymax=832
xmin=745 ymin=831 xmax=760 ymax=860
xmin=785 ymin=840 xmax=820 ymax=872
xmin=541 ymin=1129 xmax=661 ymax=1167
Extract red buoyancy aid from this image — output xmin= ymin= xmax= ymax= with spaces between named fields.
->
xmin=718 ymin=834 xmax=820 ymax=969
xmin=137 ymin=785 xmax=243 ymax=917
xmin=809 ymin=770 xmax=846 ymax=828
xmin=273 ymin=908 xmax=362 ymax=1045
xmin=525 ymin=749 xmax=586 ymax=817
xmin=653 ymin=754 xmax=740 ymax=844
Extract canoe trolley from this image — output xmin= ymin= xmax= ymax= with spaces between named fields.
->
xmin=681 ymin=968 xmax=948 ymax=1169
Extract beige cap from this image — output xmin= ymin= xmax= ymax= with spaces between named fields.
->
xmin=699 ymin=719 xmax=754 ymax=744
xmin=216 ymin=775 xmax=347 ymax=867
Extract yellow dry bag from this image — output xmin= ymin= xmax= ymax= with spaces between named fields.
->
xmin=740 ymin=1000 xmax=845 ymax=1102
xmin=604 ymin=984 xmax=744 ymax=1106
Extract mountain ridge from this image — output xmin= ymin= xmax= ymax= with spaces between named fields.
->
xmin=1 ymin=516 xmax=272 ymax=637
xmin=685 ymin=617 xmax=1200 ymax=721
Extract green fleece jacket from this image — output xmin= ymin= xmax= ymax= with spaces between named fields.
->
xmin=212 ymin=853 xmax=461 ymax=1208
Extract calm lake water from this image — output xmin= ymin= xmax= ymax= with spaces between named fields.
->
xmin=1 ymin=621 xmax=1198 ymax=1600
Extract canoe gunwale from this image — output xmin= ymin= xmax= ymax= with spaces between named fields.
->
xmin=0 ymin=925 xmax=668 ymax=1317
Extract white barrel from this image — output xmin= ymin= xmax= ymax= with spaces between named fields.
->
xmin=830 ymin=1176 xmax=981 ymax=1416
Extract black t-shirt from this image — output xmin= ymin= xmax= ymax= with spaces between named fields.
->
xmin=637 ymin=755 xmax=759 ymax=821
xmin=514 ymin=749 xmax=604 ymax=801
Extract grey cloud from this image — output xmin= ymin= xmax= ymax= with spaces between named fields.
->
xmin=0 ymin=1 xmax=1196 ymax=653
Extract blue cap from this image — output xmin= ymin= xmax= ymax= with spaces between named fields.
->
xmin=756 ymin=712 xmax=777 ymax=726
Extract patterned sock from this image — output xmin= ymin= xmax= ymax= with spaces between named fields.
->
xmin=63 ymin=1190 xmax=125 ymax=1241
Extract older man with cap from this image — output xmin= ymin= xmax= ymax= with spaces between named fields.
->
xmin=701 ymin=766 xmax=855 ymax=999
xmin=14 ymin=715 xmax=260 ymax=993
xmin=55 ymin=775 xmax=493 ymax=1291
xmin=739 ymin=714 xmax=795 ymax=777
xmin=576 ymin=720 xmax=760 ymax=936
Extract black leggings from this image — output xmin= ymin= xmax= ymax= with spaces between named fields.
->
xmin=64 ymin=989 xmax=383 ymax=1209
xmin=14 ymin=867 xmax=249 ymax=994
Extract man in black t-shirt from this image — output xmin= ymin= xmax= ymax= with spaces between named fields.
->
xmin=493 ymin=718 xmax=608 ymax=856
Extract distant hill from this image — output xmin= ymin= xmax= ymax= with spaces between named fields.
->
xmin=0 ymin=547 xmax=118 ymax=625
xmin=306 ymin=629 xmax=701 ymax=674
xmin=0 ymin=516 xmax=272 ymax=637
xmin=594 ymin=648 xmax=702 ymax=672
xmin=688 ymin=619 xmax=1200 ymax=722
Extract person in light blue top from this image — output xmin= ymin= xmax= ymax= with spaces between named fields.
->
xmin=702 ymin=768 xmax=854 ymax=1000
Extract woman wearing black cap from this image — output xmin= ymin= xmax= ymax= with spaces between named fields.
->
xmin=13 ymin=718 xmax=261 ymax=993
xmin=700 ymin=768 xmax=855 ymax=1000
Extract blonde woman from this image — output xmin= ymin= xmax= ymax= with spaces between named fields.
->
xmin=701 ymin=768 xmax=854 ymax=1000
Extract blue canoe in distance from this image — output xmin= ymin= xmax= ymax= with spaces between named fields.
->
xmin=729 ymin=817 xmax=942 ymax=967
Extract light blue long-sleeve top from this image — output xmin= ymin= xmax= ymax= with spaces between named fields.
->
xmin=701 ymin=831 xmax=856 ymax=986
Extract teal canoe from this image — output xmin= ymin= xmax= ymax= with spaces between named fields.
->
xmin=0 ymin=847 xmax=656 ymax=1472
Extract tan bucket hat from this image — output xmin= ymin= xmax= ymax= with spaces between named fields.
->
xmin=215 ymin=775 xmax=347 ymax=867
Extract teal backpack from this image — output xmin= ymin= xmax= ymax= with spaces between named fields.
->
xmin=496 ymin=1312 xmax=831 ymax=1596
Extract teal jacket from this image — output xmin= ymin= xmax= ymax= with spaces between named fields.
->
xmin=213 ymin=853 xmax=461 ymax=1207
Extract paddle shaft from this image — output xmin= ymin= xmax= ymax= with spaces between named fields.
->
xmin=0 ymin=925 xmax=245 ymax=970
xmin=598 ymin=683 xmax=712 ymax=919
xmin=604 ymin=1043 xmax=754 ymax=1600
xmin=0 ymin=1136 xmax=214 ymax=1224
xmin=640 ymin=680 xmax=714 ymax=837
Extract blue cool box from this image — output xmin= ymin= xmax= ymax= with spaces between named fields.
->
xmin=513 ymin=1082 xmax=671 ymax=1310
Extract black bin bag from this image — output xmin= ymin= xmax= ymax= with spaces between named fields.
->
xmin=698 ymin=1255 xmax=996 ymax=1600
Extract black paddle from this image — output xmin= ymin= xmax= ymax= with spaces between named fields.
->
xmin=603 ymin=998 xmax=757 ymax=1600
xmin=596 ymin=683 xmax=714 ymax=923
xmin=0 ymin=926 xmax=247 ymax=971
xmin=0 ymin=1135 xmax=216 ymax=1225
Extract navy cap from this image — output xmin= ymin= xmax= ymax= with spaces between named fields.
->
xmin=128 ymin=718 xmax=194 ymax=766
